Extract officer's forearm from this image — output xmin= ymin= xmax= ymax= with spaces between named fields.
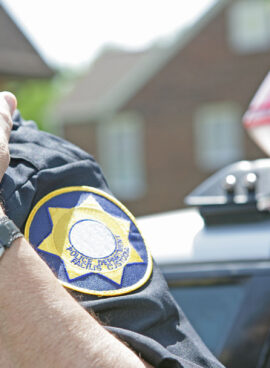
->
xmin=0 ymin=215 xmax=152 ymax=367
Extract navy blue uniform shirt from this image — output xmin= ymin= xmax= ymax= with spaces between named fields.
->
xmin=1 ymin=111 xmax=225 ymax=368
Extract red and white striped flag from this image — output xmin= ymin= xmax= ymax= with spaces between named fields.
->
xmin=243 ymin=72 xmax=270 ymax=156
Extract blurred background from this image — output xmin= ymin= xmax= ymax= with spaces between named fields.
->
xmin=0 ymin=0 xmax=269 ymax=216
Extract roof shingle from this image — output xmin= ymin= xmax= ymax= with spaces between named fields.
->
xmin=0 ymin=4 xmax=54 ymax=78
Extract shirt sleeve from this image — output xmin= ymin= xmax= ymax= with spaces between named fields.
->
xmin=72 ymin=263 xmax=225 ymax=368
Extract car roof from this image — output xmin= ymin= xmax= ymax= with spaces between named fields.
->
xmin=137 ymin=208 xmax=270 ymax=265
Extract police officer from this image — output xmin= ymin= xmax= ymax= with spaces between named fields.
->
xmin=0 ymin=91 xmax=224 ymax=368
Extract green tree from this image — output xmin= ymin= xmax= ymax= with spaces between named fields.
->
xmin=5 ymin=68 xmax=81 ymax=132
xmin=6 ymin=78 xmax=57 ymax=131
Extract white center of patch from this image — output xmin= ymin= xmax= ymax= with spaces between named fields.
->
xmin=69 ymin=220 xmax=116 ymax=258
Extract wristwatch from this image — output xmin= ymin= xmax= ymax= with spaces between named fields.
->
xmin=0 ymin=216 xmax=23 ymax=258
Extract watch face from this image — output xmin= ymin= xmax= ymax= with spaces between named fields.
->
xmin=0 ymin=219 xmax=21 ymax=248
xmin=0 ymin=225 xmax=10 ymax=247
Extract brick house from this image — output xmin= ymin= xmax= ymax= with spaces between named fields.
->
xmin=55 ymin=0 xmax=270 ymax=216
xmin=0 ymin=3 xmax=53 ymax=87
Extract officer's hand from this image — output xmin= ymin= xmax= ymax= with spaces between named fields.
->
xmin=0 ymin=92 xmax=16 ymax=181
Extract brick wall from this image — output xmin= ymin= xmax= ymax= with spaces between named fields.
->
xmin=64 ymin=122 xmax=98 ymax=160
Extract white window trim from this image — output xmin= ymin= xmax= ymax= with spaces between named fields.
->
xmin=194 ymin=101 xmax=244 ymax=172
xmin=227 ymin=0 xmax=270 ymax=54
xmin=97 ymin=112 xmax=146 ymax=200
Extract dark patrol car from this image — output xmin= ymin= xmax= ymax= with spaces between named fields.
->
xmin=138 ymin=158 xmax=270 ymax=368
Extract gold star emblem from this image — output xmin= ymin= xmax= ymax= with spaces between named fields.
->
xmin=38 ymin=195 xmax=144 ymax=285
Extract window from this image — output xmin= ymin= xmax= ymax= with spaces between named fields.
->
xmin=170 ymin=282 xmax=247 ymax=356
xmin=97 ymin=112 xmax=146 ymax=200
xmin=227 ymin=0 xmax=270 ymax=53
xmin=194 ymin=102 xmax=244 ymax=171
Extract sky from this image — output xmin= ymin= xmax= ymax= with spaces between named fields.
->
xmin=3 ymin=0 xmax=216 ymax=69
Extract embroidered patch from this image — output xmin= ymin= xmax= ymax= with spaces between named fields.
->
xmin=24 ymin=186 xmax=152 ymax=296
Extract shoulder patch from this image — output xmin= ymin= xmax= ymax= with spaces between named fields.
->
xmin=25 ymin=186 xmax=152 ymax=296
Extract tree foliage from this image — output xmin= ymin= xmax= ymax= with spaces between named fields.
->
xmin=5 ymin=69 xmax=81 ymax=132
xmin=6 ymin=78 xmax=58 ymax=131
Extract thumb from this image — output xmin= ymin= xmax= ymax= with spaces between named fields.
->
xmin=0 ymin=91 xmax=16 ymax=137
xmin=0 ymin=91 xmax=17 ymax=182
xmin=1 ymin=91 xmax=17 ymax=116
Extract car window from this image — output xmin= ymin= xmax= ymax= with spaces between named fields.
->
xmin=170 ymin=281 xmax=247 ymax=356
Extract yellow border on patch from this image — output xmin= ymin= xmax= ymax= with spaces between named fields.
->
xmin=24 ymin=186 xmax=153 ymax=297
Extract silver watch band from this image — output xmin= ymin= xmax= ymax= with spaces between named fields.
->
xmin=0 ymin=244 xmax=4 ymax=258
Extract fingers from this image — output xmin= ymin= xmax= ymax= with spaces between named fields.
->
xmin=0 ymin=92 xmax=17 ymax=181
xmin=2 ymin=92 xmax=17 ymax=116
xmin=0 ymin=91 xmax=16 ymax=136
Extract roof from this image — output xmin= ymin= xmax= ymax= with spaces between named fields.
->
xmin=137 ymin=207 xmax=270 ymax=266
xmin=55 ymin=47 xmax=164 ymax=123
xmin=0 ymin=3 xmax=54 ymax=78
xmin=56 ymin=0 xmax=229 ymax=124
